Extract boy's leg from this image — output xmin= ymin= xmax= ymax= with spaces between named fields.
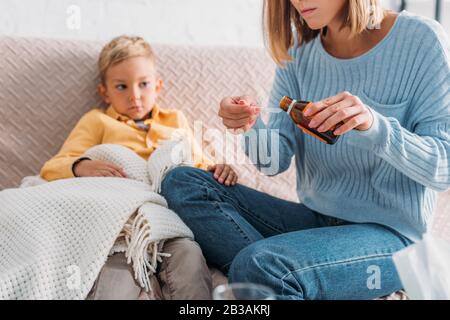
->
xmin=157 ymin=237 xmax=213 ymax=300
xmin=229 ymin=223 xmax=413 ymax=300
xmin=87 ymin=253 xmax=163 ymax=300
xmin=161 ymin=167 xmax=331 ymax=273
xmin=87 ymin=238 xmax=210 ymax=300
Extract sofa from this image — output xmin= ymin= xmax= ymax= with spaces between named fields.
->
xmin=0 ymin=36 xmax=449 ymax=299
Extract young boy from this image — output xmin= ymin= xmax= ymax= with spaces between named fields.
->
xmin=40 ymin=35 xmax=238 ymax=299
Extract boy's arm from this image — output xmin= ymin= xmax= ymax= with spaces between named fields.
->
xmin=40 ymin=110 xmax=104 ymax=181
xmin=177 ymin=112 xmax=213 ymax=170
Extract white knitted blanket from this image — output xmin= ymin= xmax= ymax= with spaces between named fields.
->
xmin=0 ymin=136 xmax=194 ymax=300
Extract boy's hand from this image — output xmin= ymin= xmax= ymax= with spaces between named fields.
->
xmin=207 ymin=164 xmax=238 ymax=186
xmin=73 ymin=159 xmax=127 ymax=178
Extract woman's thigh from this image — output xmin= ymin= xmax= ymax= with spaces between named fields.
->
xmin=229 ymin=223 xmax=412 ymax=300
xmin=162 ymin=166 xmax=332 ymax=237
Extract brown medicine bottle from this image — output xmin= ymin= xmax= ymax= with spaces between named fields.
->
xmin=279 ymin=96 xmax=341 ymax=145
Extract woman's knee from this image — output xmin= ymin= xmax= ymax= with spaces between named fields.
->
xmin=161 ymin=166 xmax=209 ymax=201
xmin=162 ymin=166 xmax=200 ymax=185
xmin=228 ymin=241 xmax=274 ymax=283
xmin=162 ymin=166 xmax=208 ymax=189
xmin=228 ymin=240 xmax=303 ymax=300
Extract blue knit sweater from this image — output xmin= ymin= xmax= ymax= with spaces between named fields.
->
xmin=243 ymin=11 xmax=450 ymax=242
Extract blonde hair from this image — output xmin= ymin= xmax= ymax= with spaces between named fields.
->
xmin=263 ymin=0 xmax=385 ymax=65
xmin=98 ymin=35 xmax=156 ymax=83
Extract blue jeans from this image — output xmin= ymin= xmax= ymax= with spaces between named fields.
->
xmin=161 ymin=167 xmax=413 ymax=300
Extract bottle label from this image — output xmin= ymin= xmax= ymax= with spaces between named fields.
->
xmin=287 ymin=99 xmax=297 ymax=116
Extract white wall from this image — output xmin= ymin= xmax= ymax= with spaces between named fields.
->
xmin=0 ymin=0 xmax=448 ymax=47
xmin=0 ymin=0 xmax=264 ymax=47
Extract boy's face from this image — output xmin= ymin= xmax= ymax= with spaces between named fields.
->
xmin=98 ymin=56 xmax=163 ymax=121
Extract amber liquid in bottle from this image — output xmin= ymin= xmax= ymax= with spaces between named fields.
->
xmin=279 ymin=96 xmax=341 ymax=145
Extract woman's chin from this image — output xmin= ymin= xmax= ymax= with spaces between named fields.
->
xmin=304 ymin=19 xmax=326 ymax=31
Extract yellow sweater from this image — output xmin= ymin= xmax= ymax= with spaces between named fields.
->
xmin=40 ymin=104 xmax=212 ymax=181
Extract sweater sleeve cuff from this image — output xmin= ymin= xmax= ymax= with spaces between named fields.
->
xmin=250 ymin=116 xmax=265 ymax=131
xmin=241 ymin=116 xmax=265 ymax=149
xmin=345 ymin=106 xmax=390 ymax=151
xmin=71 ymin=157 xmax=91 ymax=177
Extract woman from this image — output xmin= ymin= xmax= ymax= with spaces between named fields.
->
xmin=161 ymin=0 xmax=450 ymax=299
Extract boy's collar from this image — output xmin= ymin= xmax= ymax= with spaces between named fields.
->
xmin=106 ymin=104 xmax=160 ymax=122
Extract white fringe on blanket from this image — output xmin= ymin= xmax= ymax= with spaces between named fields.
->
xmin=0 ymin=133 xmax=195 ymax=299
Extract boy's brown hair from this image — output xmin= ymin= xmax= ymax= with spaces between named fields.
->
xmin=98 ymin=35 xmax=156 ymax=84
